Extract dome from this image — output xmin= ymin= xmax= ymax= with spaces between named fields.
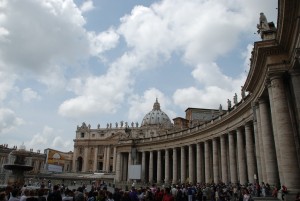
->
xmin=141 ymin=99 xmax=172 ymax=127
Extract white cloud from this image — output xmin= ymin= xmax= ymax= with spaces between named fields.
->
xmin=22 ymin=88 xmax=41 ymax=102
xmin=58 ymin=52 xmax=138 ymax=117
xmin=0 ymin=71 xmax=17 ymax=101
xmin=58 ymin=0 xmax=276 ymax=118
xmin=27 ymin=126 xmax=73 ymax=152
xmin=88 ymin=28 xmax=120 ymax=58
xmin=80 ymin=0 xmax=94 ymax=13
xmin=0 ymin=0 xmax=89 ymax=74
xmin=0 ymin=108 xmax=24 ymax=134
xmin=128 ymin=88 xmax=176 ymax=122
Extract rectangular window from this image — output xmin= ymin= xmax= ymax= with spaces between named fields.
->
xmin=81 ymin=133 xmax=84 ymax=138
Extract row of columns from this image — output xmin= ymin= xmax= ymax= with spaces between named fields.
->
xmin=72 ymin=145 xmax=117 ymax=173
xmin=116 ymin=122 xmax=258 ymax=185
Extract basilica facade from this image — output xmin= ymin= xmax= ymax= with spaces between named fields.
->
xmin=72 ymin=0 xmax=300 ymax=195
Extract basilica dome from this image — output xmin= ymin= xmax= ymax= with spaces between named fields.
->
xmin=141 ymin=99 xmax=172 ymax=127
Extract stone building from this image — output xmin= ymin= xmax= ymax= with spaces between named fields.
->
xmin=0 ymin=144 xmax=46 ymax=185
xmin=72 ymin=0 xmax=300 ymax=196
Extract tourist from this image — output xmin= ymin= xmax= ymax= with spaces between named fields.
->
xmin=5 ymin=187 xmax=12 ymax=201
xmin=129 ymin=187 xmax=139 ymax=201
xmin=96 ymin=190 xmax=106 ymax=201
xmin=242 ymin=189 xmax=250 ymax=201
xmin=106 ymin=192 xmax=114 ymax=201
xmin=113 ymin=188 xmax=122 ymax=201
xmin=281 ymin=185 xmax=288 ymax=200
xmin=47 ymin=185 xmax=62 ymax=201
xmin=0 ymin=191 xmax=7 ymax=201
xmin=26 ymin=190 xmax=37 ymax=201
xmin=155 ymin=188 xmax=164 ymax=201
xmin=74 ymin=187 xmax=85 ymax=201
xmin=62 ymin=190 xmax=73 ymax=201
xmin=37 ymin=189 xmax=46 ymax=201
xmin=272 ymin=186 xmax=278 ymax=198
xmin=19 ymin=190 xmax=29 ymax=201
xmin=162 ymin=187 xmax=174 ymax=201
xmin=8 ymin=189 xmax=19 ymax=201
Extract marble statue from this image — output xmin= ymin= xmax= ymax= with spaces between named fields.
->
xmin=233 ymin=93 xmax=238 ymax=104
xmin=227 ymin=99 xmax=232 ymax=110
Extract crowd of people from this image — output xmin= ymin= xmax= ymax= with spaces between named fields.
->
xmin=0 ymin=181 xmax=299 ymax=201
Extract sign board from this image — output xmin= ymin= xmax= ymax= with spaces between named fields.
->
xmin=128 ymin=165 xmax=141 ymax=180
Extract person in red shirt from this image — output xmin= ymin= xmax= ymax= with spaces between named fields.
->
xmin=162 ymin=187 xmax=174 ymax=201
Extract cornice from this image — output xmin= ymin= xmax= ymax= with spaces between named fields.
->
xmin=244 ymin=41 xmax=285 ymax=93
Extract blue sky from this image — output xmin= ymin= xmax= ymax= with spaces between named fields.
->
xmin=0 ymin=0 xmax=277 ymax=152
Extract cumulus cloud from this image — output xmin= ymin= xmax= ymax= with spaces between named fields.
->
xmin=0 ymin=71 xmax=17 ymax=102
xmin=88 ymin=28 xmax=120 ymax=58
xmin=80 ymin=0 xmax=94 ymax=13
xmin=22 ymin=88 xmax=41 ymax=102
xmin=128 ymin=88 xmax=176 ymax=122
xmin=0 ymin=0 xmax=89 ymax=74
xmin=58 ymin=52 xmax=140 ymax=117
xmin=27 ymin=126 xmax=73 ymax=152
xmin=0 ymin=108 xmax=24 ymax=133
xmin=58 ymin=0 xmax=276 ymax=118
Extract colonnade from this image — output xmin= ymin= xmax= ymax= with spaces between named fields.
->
xmin=115 ymin=121 xmax=258 ymax=185
xmin=114 ymin=74 xmax=300 ymax=190
xmin=72 ymin=73 xmax=300 ymax=191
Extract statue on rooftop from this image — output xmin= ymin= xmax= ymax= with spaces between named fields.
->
xmin=241 ymin=86 xmax=246 ymax=99
xmin=233 ymin=93 xmax=238 ymax=104
xmin=257 ymin=12 xmax=270 ymax=34
xmin=227 ymin=99 xmax=232 ymax=110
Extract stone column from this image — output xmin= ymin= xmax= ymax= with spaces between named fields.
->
xmin=83 ymin=147 xmax=89 ymax=172
xmin=268 ymin=82 xmax=283 ymax=183
xmin=204 ymin=141 xmax=211 ymax=183
xmin=245 ymin=123 xmax=257 ymax=184
xmin=72 ymin=147 xmax=77 ymax=172
xmin=173 ymin=148 xmax=178 ymax=184
xmin=212 ymin=138 xmax=219 ymax=183
xmin=103 ymin=147 xmax=107 ymax=171
xmin=149 ymin=151 xmax=154 ymax=183
xmin=157 ymin=150 xmax=162 ymax=183
xmin=255 ymin=103 xmax=266 ymax=182
xmin=290 ymin=71 xmax=300 ymax=138
xmin=229 ymin=132 xmax=237 ymax=183
xmin=189 ymin=144 xmax=195 ymax=184
xmin=115 ymin=152 xmax=121 ymax=182
xmin=93 ymin=146 xmax=98 ymax=172
xmin=220 ymin=135 xmax=228 ymax=183
xmin=237 ymin=127 xmax=247 ymax=184
xmin=181 ymin=146 xmax=186 ymax=183
xmin=196 ymin=143 xmax=203 ymax=183
xmin=259 ymin=98 xmax=279 ymax=185
xmin=112 ymin=147 xmax=117 ymax=172
xmin=127 ymin=152 xmax=132 ymax=182
xmin=165 ymin=149 xmax=170 ymax=184
xmin=106 ymin=146 xmax=111 ymax=172
xmin=121 ymin=154 xmax=127 ymax=181
xmin=142 ymin=151 xmax=146 ymax=182
xmin=270 ymin=75 xmax=300 ymax=189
